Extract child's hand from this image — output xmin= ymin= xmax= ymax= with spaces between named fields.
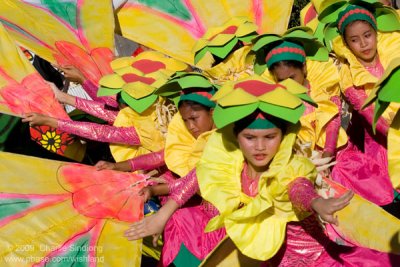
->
xmin=311 ymin=190 xmax=354 ymax=225
xmin=22 ymin=113 xmax=56 ymax=127
xmin=139 ymin=186 xmax=153 ymax=202
xmin=95 ymin=160 xmax=117 ymax=171
xmin=59 ymin=65 xmax=85 ymax=84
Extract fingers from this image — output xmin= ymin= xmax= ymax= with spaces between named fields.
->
xmin=152 ymin=234 xmax=160 ymax=247
xmin=330 ymin=190 xmax=354 ymax=212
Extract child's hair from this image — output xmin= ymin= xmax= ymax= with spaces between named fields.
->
xmin=268 ymin=60 xmax=305 ymax=73
xmin=233 ymin=111 xmax=287 ymax=136
xmin=178 ymin=100 xmax=212 ymax=112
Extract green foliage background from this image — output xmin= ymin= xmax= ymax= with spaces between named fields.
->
xmin=289 ymin=0 xmax=311 ymax=28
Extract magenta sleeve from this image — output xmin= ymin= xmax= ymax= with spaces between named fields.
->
xmin=57 ymin=119 xmax=140 ymax=145
xmin=167 ymin=168 xmax=199 ymax=207
xmin=324 ymin=96 xmax=341 ymax=154
xmin=75 ymin=98 xmax=118 ymax=123
xmin=128 ymin=149 xmax=165 ymax=171
xmin=82 ymin=80 xmax=119 ymax=108
xmin=287 ymin=177 xmax=321 ymax=212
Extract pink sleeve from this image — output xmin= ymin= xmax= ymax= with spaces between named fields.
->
xmin=344 ymin=86 xmax=389 ymax=136
xmin=168 ymin=168 xmax=198 ymax=207
xmin=287 ymin=177 xmax=320 ymax=212
xmin=82 ymin=80 xmax=119 ymax=108
xmin=128 ymin=149 xmax=165 ymax=172
xmin=57 ymin=119 xmax=140 ymax=145
xmin=324 ymin=96 xmax=341 ymax=154
xmin=75 ymin=98 xmax=118 ymax=123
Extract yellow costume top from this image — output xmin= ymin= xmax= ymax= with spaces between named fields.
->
xmin=164 ymin=113 xmax=214 ymax=177
xmin=197 ymin=126 xmax=317 ymax=261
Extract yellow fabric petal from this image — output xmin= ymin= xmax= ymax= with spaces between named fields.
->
xmin=110 ymin=57 xmax=135 ymax=70
xmin=99 ymin=74 xmax=125 ymax=88
xmin=334 ymin=191 xmax=400 ymax=254
xmin=0 ymin=199 xmax=91 ymax=266
xmin=118 ymin=7 xmax=196 ymax=64
xmin=0 ymin=0 xmax=84 ymax=64
xmin=110 ymin=105 xmax=165 ymax=162
xmin=198 ymin=125 xmax=317 ymax=260
xmin=217 ymin=89 xmax=259 ymax=107
xmin=80 ymin=0 xmax=115 ymax=51
xmin=113 ymin=65 xmax=141 ymax=76
xmin=165 ymin=113 xmax=213 ymax=177
xmin=122 ymin=82 xmax=155 ymax=99
xmin=0 ymin=24 xmax=36 ymax=83
xmin=0 ymin=152 xmax=69 ymax=194
xmin=258 ymin=87 xmax=303 ymax=108
xmin=279 ymin=78 xmax=308 ymax=94
xmin=208 ymin=34 xmax=236 ymax=47
xmin=96 ymin=220 xmax=142 ymax=267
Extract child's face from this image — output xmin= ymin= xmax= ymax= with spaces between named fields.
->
xmin=237 ymin=128 xmax=283 ymax=173
xmin=179 ymin=105 xmax=214 ymax=139
xmin=271 ymin=64 xmax=307 ymax=86
xmin=344 ymin=20 xmax=378 ymax=65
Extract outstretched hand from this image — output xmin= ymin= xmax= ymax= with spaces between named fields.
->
xmin=124 ymin=213 xmax=166 ymax=247
xmin=311 ymin=190 xmax=354 ymax=226
xmin=22 ymin=113 xmax=57 ymax=128
xmin=95 ymin=160 xmax=117 ymax=171
xmin=58 ymin=65 xmax=85 ymax=84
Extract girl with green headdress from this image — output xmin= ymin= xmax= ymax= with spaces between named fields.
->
xmin=123 ymin=72 xmax=225 ymax=267
xmin=252 ymin=27 xmax=347 ymax=166
xmin=327 ymin=1 xmax=400 ymax=216
xmin=124 ymin=75 xmax=395 ymax=266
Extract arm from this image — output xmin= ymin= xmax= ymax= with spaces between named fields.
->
xmin=123 ymin=169 xmax=198 ymax=244
xmin=57 ymin=119 xmax=140 ymax=145
xmin=95 ymin=149 xmax=165 ymax=172
xmin=344 ymin=86 xmax=389 ymax=136
xmin=75 ymin=98 xmax=118 ymax=123
xmin=288 ymin=177 xmax=354 ymax=225
xmin=323 ymin=96 xmax=341 ymax=157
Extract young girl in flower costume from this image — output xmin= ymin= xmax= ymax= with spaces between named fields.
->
xmin=252 ymin=28 xmax=347 ymax=164
xmin=119 ymin=72 xmax=225 ymax=266
xmin=23 ymin=51 xmax=187 ymax=167
xmin=327 ymin=1 xmax=400 ymax=214
xmin=125 ymin=76 xmax=392 ymax=266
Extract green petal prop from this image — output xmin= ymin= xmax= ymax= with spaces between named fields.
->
xmin=252 ymin=27 xmax=329 ymax=74
xmin=155 ymin=72 xmax=217 ymax=106
xmin=120 ymin=91 xmax=158 ymax=114
xmin=362 ymin=58 xmax=400 ymax=132
xmin=193 ymin=17 xmax=258 ymax=68
xmin=211 ymin=76 xmax=312 ymax=128
xmin=97 ymin=86 xmax=123 ymax=97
